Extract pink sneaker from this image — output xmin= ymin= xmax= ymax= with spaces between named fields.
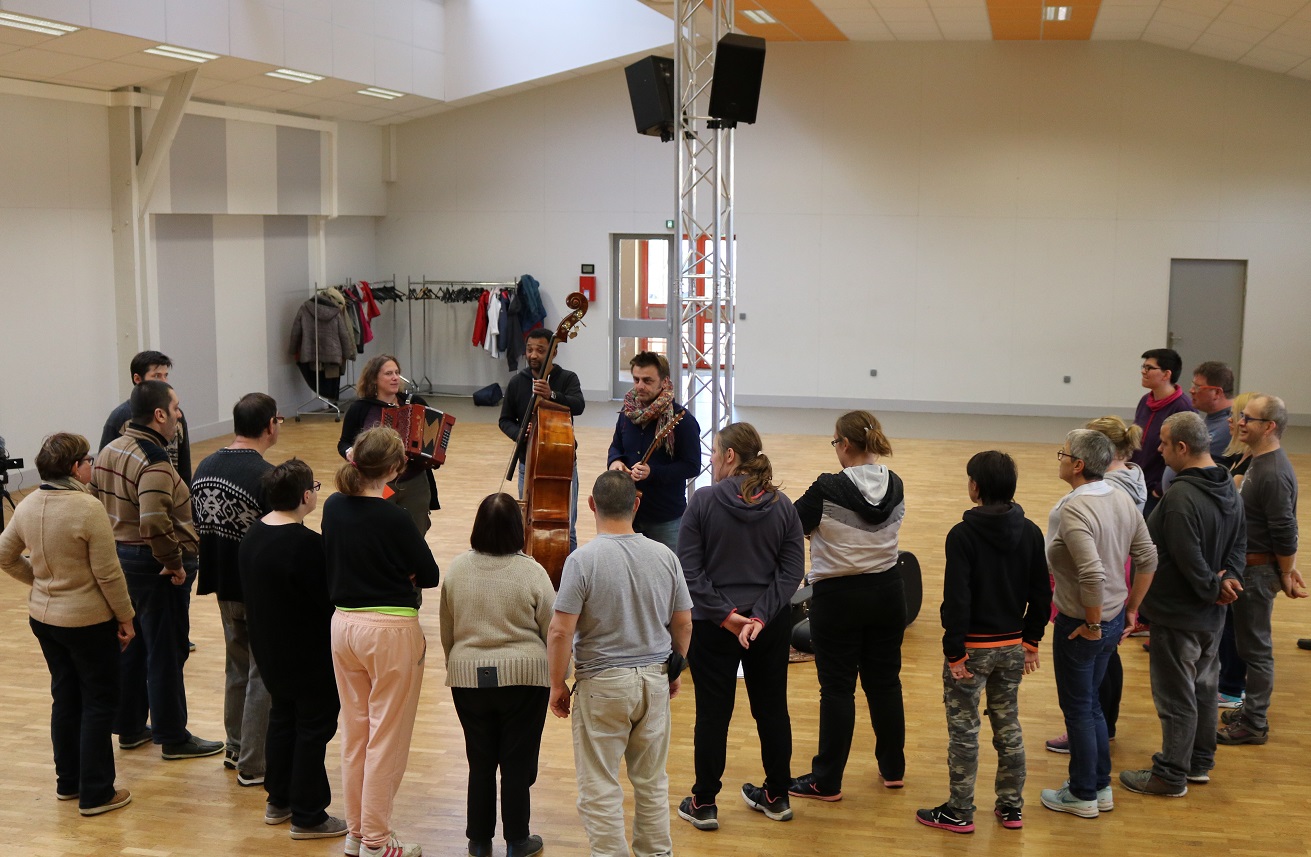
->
xmin=1045 ymin=733 xmax=1070 ymax=754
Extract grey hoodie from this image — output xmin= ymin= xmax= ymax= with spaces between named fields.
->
xmin=1144 ymin=465 xmax=1247 ymax=632
xmin=1104 ymin=463 xmax=1147 ymax=513
xmin=677 ymin=474 xmax=806 ymax=625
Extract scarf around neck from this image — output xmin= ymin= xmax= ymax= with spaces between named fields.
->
xmin=41 ymin=476 xmax=88 ymax=493
xmin=622 ymin=379 xmax=677 ymax=458
xmin=1146 ymin=385 xmax=1184 ymax=411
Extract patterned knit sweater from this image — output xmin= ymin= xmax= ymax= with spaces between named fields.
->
xmin=438 ymin=551 xmax=555 ymax=688
xmin=192 ymin=448 xmax=272 ymax=601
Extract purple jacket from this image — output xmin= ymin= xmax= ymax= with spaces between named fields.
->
xmin=1130 ymin=387 xmax=1197 ymax=497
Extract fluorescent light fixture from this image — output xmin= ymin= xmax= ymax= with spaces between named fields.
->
xmin=358 ymin=87 xmax=405 ymax=100
xmin=266 ymin=68 xmax=325 ymax=83
xmin=1044 ymin=5 xmax=1072 ymax=20
xmin=742 ymin=9 xmax=778 ymax=24
xmin=144 ymin=44 xmax=219 ymax=63
xmin=0 ymin=12 xmax=79 ymax=36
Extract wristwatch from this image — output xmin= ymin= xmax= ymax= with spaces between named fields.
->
xmin=1085 ymin=623 xmax=1102 ymax=632
xmin=548 ymin=390 xmax=556 ymax=401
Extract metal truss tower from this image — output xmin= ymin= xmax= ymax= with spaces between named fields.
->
xmin=671 ymin=0 xmax=736 ymax=480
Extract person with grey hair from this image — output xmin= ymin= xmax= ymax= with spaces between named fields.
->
xmin=1118 ymin=411 xmax=1245 ymax=797
xmin=1217 ymin=394 xmax=1308 ymax=746
xmin=1040 ymin=430 xmax=1157 ymax=819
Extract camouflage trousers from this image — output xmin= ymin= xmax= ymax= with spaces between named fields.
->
xmin=942 ymin=645 xmax=1026 ymax=816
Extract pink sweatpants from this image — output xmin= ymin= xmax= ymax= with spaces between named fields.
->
xmin=331 ymin=610 xmax=426 ymax=849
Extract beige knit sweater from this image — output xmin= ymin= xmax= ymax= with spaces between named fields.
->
xmin=439 ymin=550 xmax=554 ymax=688
xmin=0 ymin=486 xmax=135 ymax=627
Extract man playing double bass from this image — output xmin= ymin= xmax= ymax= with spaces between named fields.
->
xmin=608 ymin=351 xmax=702 ymax=553
xmin=500 ymin=328 xmax=586 ymax=550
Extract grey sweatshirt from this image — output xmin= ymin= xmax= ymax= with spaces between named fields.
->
xmin=1241 ymin=447 xmax=1298 ymax=557
xmin=1145 ymin=465 xmax=1247 ymax=632
xmin=677 ymin=474 xmax=806 ymax=626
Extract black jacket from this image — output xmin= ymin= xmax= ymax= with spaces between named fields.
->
xmin=498 ymin=365 xmax=586 ymax=444
xmin=940 ymin=502 xmax=1050 ymax=663
xmin=1144 ymin=465 xmax=1246 ymax=632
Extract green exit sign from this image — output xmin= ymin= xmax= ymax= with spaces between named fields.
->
xmin=665 ymin=219 xmax=675 ymax=229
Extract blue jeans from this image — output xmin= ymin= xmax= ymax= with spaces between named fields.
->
xmin=635 ymin=517 xmax=681 ymax=553
xmin=114 ymin=544 xmax=194 ymax=746
xmin=1052 ymin=611 xmax=1124 ymax=801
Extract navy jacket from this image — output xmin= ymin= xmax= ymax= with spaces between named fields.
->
xmin=607 ymin=402 xmax=701 ymax=526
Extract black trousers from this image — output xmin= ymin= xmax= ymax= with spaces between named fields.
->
xmin=1101 ymin=650 xmax=1124 ymax=738
xmin=450 ymin=685 xmax=549 ymax=843
xmin=689 ymin=611 xmax=793 ymax=800
xmin=30 ymin=618 xmax=121 ymax=810
xmin=263 ymin=686 xmax=340 ymax=827
xmin=809 ymin=572 xmax=906 ymax=790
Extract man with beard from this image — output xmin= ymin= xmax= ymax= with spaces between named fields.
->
xmin=500 ymin=328 xmax=586 ymax=550
xmin=607 ymin=352 xmax=702 ymax=552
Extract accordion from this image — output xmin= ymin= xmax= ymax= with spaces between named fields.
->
xmin=376 ymin=404 xmax=456 ymax=467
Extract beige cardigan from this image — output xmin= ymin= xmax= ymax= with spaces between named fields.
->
xmin=439 ymin=550 xmax=554 ymax=688
xmin=0 ymin=486 xmax=135 ymax=627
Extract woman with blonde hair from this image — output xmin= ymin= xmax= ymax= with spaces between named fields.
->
xmin=676 ymin=422 xmax=805 ymax=830
xmin=0 ymin=433 xmax=135 ymax=816
xmin=1215 ymin=392 xmax=1257 ymax=708
xmin=789 ymin=411 xmax=908 ymax=803
xmin=337 ymin=354 xmax=438 ymax=536
xmin=323 ymin=427 xmax=440 ymax=857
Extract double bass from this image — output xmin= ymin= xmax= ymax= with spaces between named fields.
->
xmin=505 ymin=292 xmax=588 ymax=588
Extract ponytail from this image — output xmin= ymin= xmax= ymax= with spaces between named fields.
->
xmin=835 ymin=410 xmax=892 ymax=457
xmin=335 ymin=426 xmax=406 ymax=495
xmin=717 ymin=422 xmax=781 ymax=504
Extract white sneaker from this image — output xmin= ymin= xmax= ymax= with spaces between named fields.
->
xmin=345 ymin=833 xmax=361 ymax=857
xmin=1040 ymin=785 xmax=1098 ymax=818
xmin=360 ymin=835 xmax=422 ymax=857
xmin=1096 ymin=785 xmax=1114 ymax=812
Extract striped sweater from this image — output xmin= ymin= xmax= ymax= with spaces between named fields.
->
xmin=91 ymin=424 xmax=198 ymax=568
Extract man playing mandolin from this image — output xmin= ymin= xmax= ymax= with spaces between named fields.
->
xmin=607 ymin=352 xmax=702 ymax=552
xmin=500 ymin=329 xmax=586 ymax=551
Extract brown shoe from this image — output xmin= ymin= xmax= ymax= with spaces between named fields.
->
xmin=80 ymin=789 xmax=132 ymax=817
xmin=1216 ymin=719 xmax=1268 ymax=745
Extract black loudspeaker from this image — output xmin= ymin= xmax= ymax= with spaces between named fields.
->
xmin=624 ymin=55 xmax=675 ymax=141
xmin=709 ymin=33 xmax=766 ymax=126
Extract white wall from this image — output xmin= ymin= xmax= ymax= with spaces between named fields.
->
xmin=0 ymin=92 xmax=116 ymax=479
xmin=442 ymin=0 xmax=671 ymax=100
xmin=381 ymin=40 xmax=1311 ymax=417
xmin=382 ymin=67 xmax=668 ymax=397
xmin=0 ymin=89 xmax=384 ymax=483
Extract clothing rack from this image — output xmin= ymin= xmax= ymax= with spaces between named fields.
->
xmin=405 ymin=277 xmax=518 ymax=393
xmin=293 ymin=284 xmax=344 ymax=422
xmin=336 ymin=275 xmax=399 ymax=400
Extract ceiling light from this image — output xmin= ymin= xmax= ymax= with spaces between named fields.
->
xmin=0 ymin=12 xmax=79 ymax=36
xmin=144 ymin=44 xmax=219 ymax=63
xmin=358 ymin=87 xmax=405 ymax=100
xmin=1044 ymin=5 xmax=1072 ymax=20
xmin=266 ymin=68 xmax=325 ymax=83
xmin=742 ymin=9 xmax=778 ymax=24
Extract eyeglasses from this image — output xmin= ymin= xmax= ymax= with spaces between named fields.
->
xmin=830 ymin=438 xmax=842 ymax=447
xmin=80 ymin=456 xmax=94 ymax=466
xmin=1238 ymin=414 xmax=1273 ymax=425
xmin=312 ymin=481 xmax=322 ymax=492
xmin=1189 ymin=384 xmax=1222 ymax=395
xmin=274 ymin=415 xmax=286 ymax=424
xmin=1056 ymin=450 xmax=1080 ymax=461
xmin=1141 ymin=364 xmax=1163 ymax=373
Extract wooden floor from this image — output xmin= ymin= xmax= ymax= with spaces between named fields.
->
xmin=3 ymin=404 xmax=1310 ymax=856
